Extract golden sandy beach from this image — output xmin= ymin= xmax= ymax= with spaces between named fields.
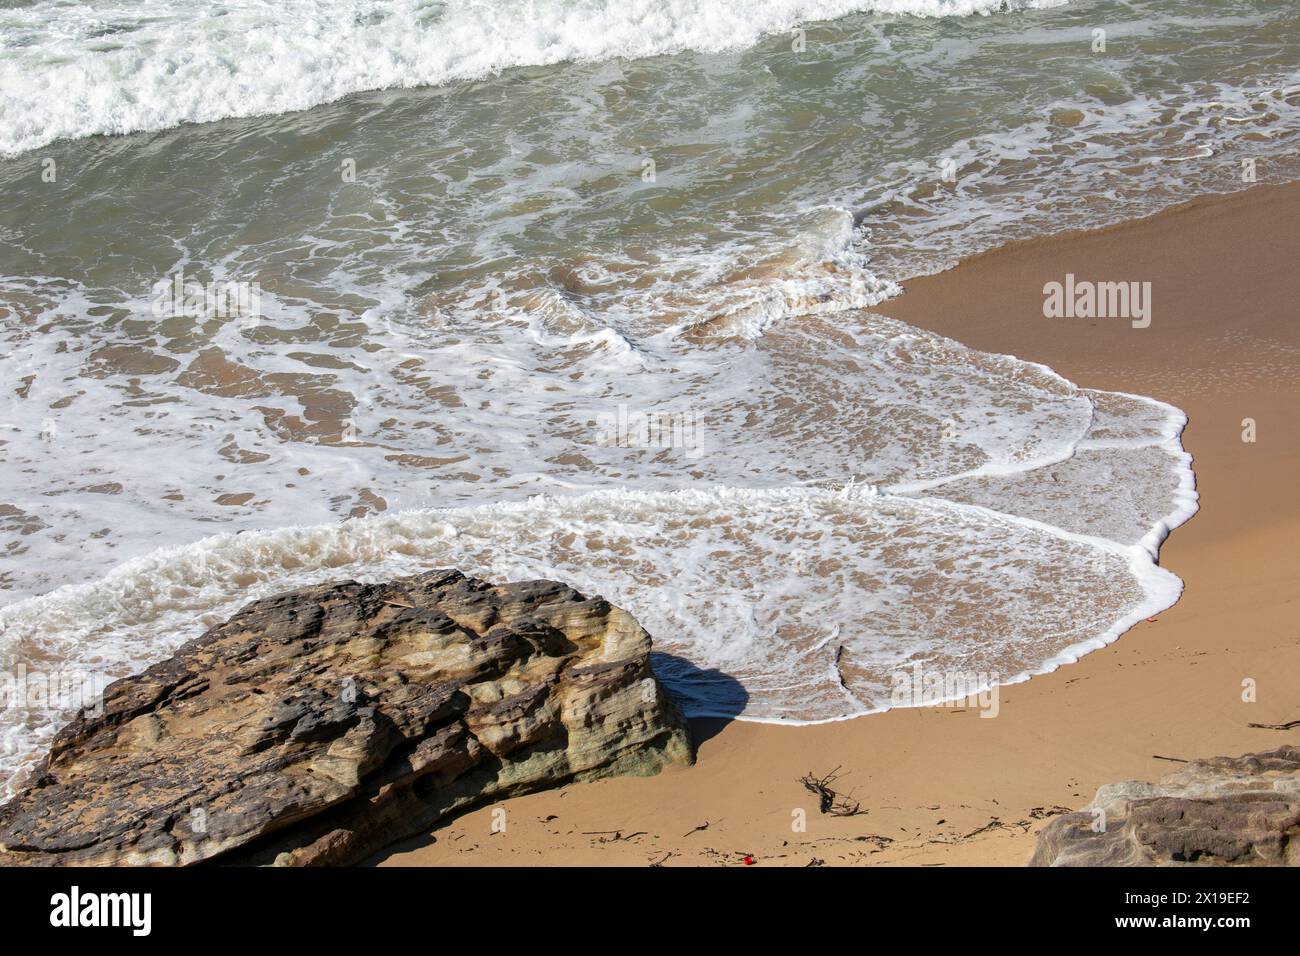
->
xmin=375 ymin=180 xmax=1300 ymax=867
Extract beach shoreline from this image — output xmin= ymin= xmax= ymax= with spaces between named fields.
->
xmin=375 ymin=180 xmax=1300 ymax=867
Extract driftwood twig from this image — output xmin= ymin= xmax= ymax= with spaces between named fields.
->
xmin=798 ymin=766 xmax=867 ymax=816
xmin=1248 ymin=719 xmax=1300 ymax=731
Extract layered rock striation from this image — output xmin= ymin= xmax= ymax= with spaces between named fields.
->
xmin=1032 ymin=746 xmax=1300 ymax=866
xmin=0 ymin=570 xmax=693 ymax=865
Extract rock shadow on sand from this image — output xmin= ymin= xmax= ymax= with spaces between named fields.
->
xmin=651 ymin=651 xmax=749 ymax=747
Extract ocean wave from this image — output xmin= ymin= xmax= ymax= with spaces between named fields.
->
xmin=0 ymin=0 xmax=1067 ymax=155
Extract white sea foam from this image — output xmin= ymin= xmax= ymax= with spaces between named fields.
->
xmin=0 ymin=0 xmax=1067 ymax=156
xmin=0 ymin=448 xmax=1189 ymax=743
xmin=0 ymin=326 xmax=1198 ymax=792
xmin=0 ymin=294 xmax=1199 ymax=790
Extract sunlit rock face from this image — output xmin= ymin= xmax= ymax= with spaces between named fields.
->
xmin=0 ymin=569 xmax=693 ymax=866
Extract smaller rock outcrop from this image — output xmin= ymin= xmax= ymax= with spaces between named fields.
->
xmin=0 ymin=569 xmax=693 ymax=866
xmin=1031 ymin=745 xmax=1300 ymax=866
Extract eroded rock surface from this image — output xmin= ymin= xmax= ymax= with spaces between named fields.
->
xmin=1032 ymin=745 xmax=1300 ymax=866
xmin=0 ymin=570 xmax=692 ymax=865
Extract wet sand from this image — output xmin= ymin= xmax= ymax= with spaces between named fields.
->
xmin=375 ymin=181 xmax=1300 ymax=867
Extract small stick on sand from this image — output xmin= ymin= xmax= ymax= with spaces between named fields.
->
xmin=582 ymin=830 xmax=647 ymax=843
xmin=961 ymin=819 xmax=1008 ymax=839
xmin=1247 ymin=719 xmax=1300 ymax=730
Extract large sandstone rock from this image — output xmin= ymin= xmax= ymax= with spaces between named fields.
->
xmin=1031 ymin=746 xmax=1300 ymax=866
xmin=0 ymin=570 xmax=693 ymax=865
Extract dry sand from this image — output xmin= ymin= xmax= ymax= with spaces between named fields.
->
xmin=374 ymin=181 xmax=1300 ymax=867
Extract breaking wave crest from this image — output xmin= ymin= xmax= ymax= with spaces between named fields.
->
xmin=0 ymin=0 xmax=1068 ymax=156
